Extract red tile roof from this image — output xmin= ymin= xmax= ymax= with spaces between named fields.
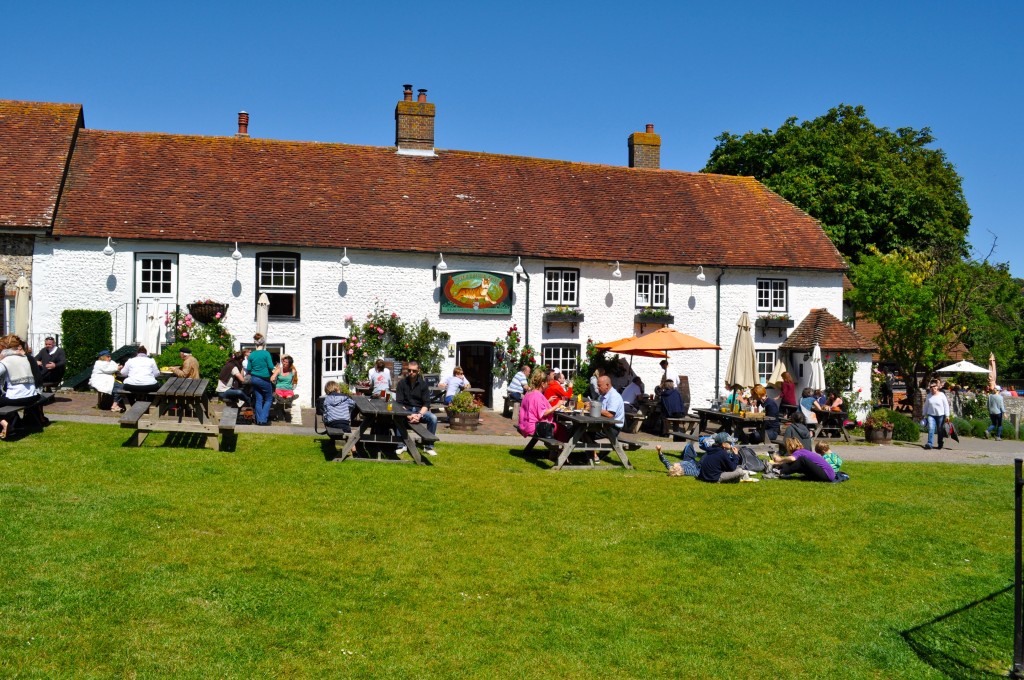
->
xmin=9 ymin=105 xmax=846 ymax=271
xmin=780 ymin=308 xmax=877 ymax=352
xmin=0 ymin=100 xmax=83 ymax=229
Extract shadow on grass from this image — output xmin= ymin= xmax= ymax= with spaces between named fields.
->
xmin=901 ymin=583 xmax=1014 ymax=679
xmin=507 ymin=446 xmax=554 ymax=470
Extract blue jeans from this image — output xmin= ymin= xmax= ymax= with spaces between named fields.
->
xmin=250 ymin=376 xmax=274 ymax=424
xmin=926 ymin=415 xmax=946 ymax=448
xmin=416 ymin=410 xmax=438 ymax=435
xmin=218 ymin=389 xmax=251 ymax=407
xmin=987 ymin=413 xmax=1003 ymax=438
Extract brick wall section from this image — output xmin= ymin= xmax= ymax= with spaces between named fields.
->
xmin=0 ymin=235 xmax=34 ymax=282
xmin=395 ymin=101 xmax=435 ymax=150
xmin=628 ymin=131 xmax=661 ymax=169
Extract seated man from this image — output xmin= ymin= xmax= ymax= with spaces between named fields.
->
xmin=621 ymin=376 xmax=644 ymax=413
xmin=506 ymin=363 xmax=530 ymax=403
xmin=35 ymin=337 xmax=67 ymax=386
xmin=658 ymin=380 xmax=687 ymax=434
xmin=395 ymin=360 xmax=437 ymax=456
xmin=169 ymin=347 xmax=200 ymax=379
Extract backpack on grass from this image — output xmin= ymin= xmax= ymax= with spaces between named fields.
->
xmin=737 ymin=446 xmax=766 ymax=473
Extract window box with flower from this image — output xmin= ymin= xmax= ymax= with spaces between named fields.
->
xmin=543 ymin=305 xmax=584 ymax=332
xmin=755 ymin=313 xmax=794 ymax=337
xmin=634 ymin=306 xmax=674 ymax=330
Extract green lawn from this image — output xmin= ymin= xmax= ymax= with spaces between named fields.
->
xmin=0 ymin=422 xmax=1015 ymax=678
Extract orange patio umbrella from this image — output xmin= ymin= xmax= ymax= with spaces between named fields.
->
xmin=595 ymin=336 xmax=668 ymax=359
xmin=613 ymin=327 xmax=720 ymax=353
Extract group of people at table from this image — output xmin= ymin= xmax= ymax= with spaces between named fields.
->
xmin=89 ymin=333 xmax=299 ymax=426
xmin=0 ymin=334 xmax=63 ymax=439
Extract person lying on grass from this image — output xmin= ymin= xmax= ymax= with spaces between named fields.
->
xmin=766 ymin=437 xmax=835 ymax=482
xmin=696 ymin=432 xmax=758 ymax=483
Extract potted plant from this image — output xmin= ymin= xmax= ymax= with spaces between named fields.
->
xmin=634 ymin=306 xmax=674 ymax=326
xmin=187 ymin=298 xmax=229 ymax=324
xmin=863 ymin=412 xmax=894 ymax=442
xmin=446 ymin=390 xmax=482 ymax=431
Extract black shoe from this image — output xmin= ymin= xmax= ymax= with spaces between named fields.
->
xmin=924 ymin=444 xmax=932 ymax=450
xmin=937 ymin=444 xmax=943 ymax=450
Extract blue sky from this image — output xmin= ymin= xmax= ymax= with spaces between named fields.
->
xmin=6 ymin=1 xmax=1021 ymax=276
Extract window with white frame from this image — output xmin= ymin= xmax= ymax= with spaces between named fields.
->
xmin=756 ymin=279 xmax=787 ymax=312
xmin=544 ymin=268 xmax=579 ymax=306
xmin=756 ymin=350 xmax=777 ymax=385
xmin=542 ymin=344 xmax=580 ymax=378
xmin=257 ymin=252 xmax=300 ymax=318
xmin=636 ymin=271 xmax=668 ymax=308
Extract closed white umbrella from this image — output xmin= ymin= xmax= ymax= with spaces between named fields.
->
xmin=725 ymin=312 xmax=758 ymax=390
xmin=145 ymin=314 xmax=163 ymax=354
xmin=989 ymin=353 xmax=997 ymax=391
xmin=256 ymin=293 xmax=270 ymax=339
xmin=13 ymin=275 xmax=30 ymax=339
xmin=808 ymin=343 xmax=826 ymax=391
xmin=767 ymin=358 xmax=788 ymax=388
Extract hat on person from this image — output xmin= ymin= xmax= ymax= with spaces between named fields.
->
xmin=179 ymin=347 xmax=192 ymax=354
xmin=713 ymin=431 xmax=738 ymax=446
xmin=97 ymin=349 xmax=111 ymax=358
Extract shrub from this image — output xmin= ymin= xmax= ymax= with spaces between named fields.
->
xmin=951 ymin=417 xmax=973 ymax=437
xmin=61 ymin=310 xmax=112 ymax=379
xmin=967 ymin=418 xmax=989 ymax=439
xmin=155 ymin=341 xmax=231 ymax=393
xmin=869 ymin=408 xmax=920 ymax=442
xmin=447 ymin=390 xmax=481 ymax=413
xmin=959 ymin=395 xmax=989 ymax=421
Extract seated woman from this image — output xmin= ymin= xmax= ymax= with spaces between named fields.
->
xmin=518 ymin=368 xmax=567 ymax=442
xmin=439 ymin=366 xmax=470 ymax=405
xmin=783 ymin=410 xmax=814 ymax=451
xmin=89 ymin=348 xmax=125 ymax=412
xmin=799 ymin=387 xmax=826 ymax=424
xmin=544 ymin=369 xmax=573 ymax=406
xmin=766 ymin=437 xmax=836 ymax=482
xmin=271 ymin=355 xmax=298 ymax=400
xmin=322 ymin=380 xmax=356 ymax=432
xmin=0 ymin=334 xmax=43 ymax=438
xmin=826 ymin=391 xmax=844 ymax=412
xmin=120 ymin=346 xmax=161 ymax=401
xmin=216 ymin=352 xmax=250 ymax=407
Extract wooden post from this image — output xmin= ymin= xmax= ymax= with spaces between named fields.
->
xmin=1013 ymin=458 xmax=1023 ymax=678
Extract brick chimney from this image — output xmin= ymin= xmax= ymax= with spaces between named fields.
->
xmin=628 ymin=123 xmax=660 ymax=169
xmin=395 ymin=84 xmax=435 ymax=154
xmin=236 ymin=111 xmax=249 ymax=138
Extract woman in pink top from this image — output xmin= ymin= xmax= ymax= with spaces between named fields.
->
xmin=518 ymin=368 xmax=567 ymax=441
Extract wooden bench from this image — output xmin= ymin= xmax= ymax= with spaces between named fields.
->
xmin=625 ymin=411 xmax=646 ymax=434
xmin=119 ymin=401 xmax=153 ymax=445
xmin=617 ymin=433 xmax=644 ymax=451
xmin=408 ymin=421 xmax=440 ymax=444
xmin=0 ymin=392 xmax=55 ymax=436
xmin=219 ymin=406 xmax=239 ymax=435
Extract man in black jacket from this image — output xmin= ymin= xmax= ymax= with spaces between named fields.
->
xmin=395 ymin=360 xmax=437 ymax=455
xmin=35 ymin=337 xmax=66 ymax=386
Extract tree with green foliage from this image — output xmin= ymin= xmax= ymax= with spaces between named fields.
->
xmin=847 ymin=248 xmax=1010 ymax=406
xmin=703 ymin=104 xmax=971 ymax=260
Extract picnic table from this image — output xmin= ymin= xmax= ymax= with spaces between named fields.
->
xmin=120 ymin=377 xmax=235 ymax=451
xmin=335 ymin=395 xmax=438 ymax=464
xmin=692 ymin=407 xmax=778 ymax=445
xmin=812 ymin=410 xmax=850 ymax=442
xmin=523 ymin=410 xmax=639 ymax=470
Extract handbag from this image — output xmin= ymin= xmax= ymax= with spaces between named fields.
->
xmin=535 ymin=421 xmax=555 ymax=439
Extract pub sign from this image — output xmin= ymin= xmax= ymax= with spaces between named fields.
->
xmin=440 ymin=271 xmax=512 ymax=315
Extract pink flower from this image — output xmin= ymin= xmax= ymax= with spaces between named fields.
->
xmin=857 ymin=388 xmax=862 ymax=393
xmin=347 ymin=349 xmax=354 ymax=356
xmin=391 ymin=313 xmax=398 ymax=318
xmin=214 ymin=312 xmax=222 ymax=319
xmin=344 ymin=314 xmax=353 ymax=322
xmin=377 ymin=328 xmax=384 ymax=335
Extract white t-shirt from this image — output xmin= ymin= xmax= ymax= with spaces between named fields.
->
xmin=444 ymin=374 xmax=469 ymax=398
xmin=122 ymin=354 xmax=160 ymax=385
xmin=368 ymin=367 xmax=391 ymax=394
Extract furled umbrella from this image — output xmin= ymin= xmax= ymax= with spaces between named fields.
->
xmin=724 ymin=312 xmax=758 ymax=394
xmin=767 ymin=357 xmax=788 ymax=388
xmin=13 ymin=274 xmax=30 ymax=340
xmin=808 ymin=343 xmax=826 ymax=392
xmin=145 ymin=314 xmax=163 ymax=355
xmin=989 ymin=353 xmax=997 ymax=391
xmin=256 ymin=293 xmax=270 ymax=340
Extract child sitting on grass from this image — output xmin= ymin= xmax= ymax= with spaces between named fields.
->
xmin=323 ymin=381 xmax=355 ymax=432
xmin=815 ymin=441 xmax=843 ymax=473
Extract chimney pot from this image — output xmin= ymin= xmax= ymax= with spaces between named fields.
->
xmin=417 ymin=89 xmax=428 ymax=103
xmin=646 ymin=123 xmax=654 ymax=133
xmin=236 ymin=111 xmax=249 ymax=138
xmin=403 ymin=84 xmax=413 ymax=101
xmin=628 ymin=123 xmax=661 ymax=169
xmin=395 ymin=84 xmax=436 ymax=153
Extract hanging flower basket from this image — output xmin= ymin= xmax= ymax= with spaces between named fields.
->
xmin=187 ymin=302 xmax=228 ymax=324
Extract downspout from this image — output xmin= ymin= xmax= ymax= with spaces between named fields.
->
xmin=715 ymin=268 xmax=723 ymax=397
xmin=521 ymin=271 xmax=531 ymax=348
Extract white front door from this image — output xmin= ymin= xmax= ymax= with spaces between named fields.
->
xmin=135 ymin=254 xmax=178 ymax=352
xmin=321 ymin=339 xmax=346 ymax=395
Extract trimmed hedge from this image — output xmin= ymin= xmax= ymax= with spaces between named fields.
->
xmin=61 ymin=310 xmax=112 ymax=380
xmin=155 ymin=341 xmax=231 ymax=394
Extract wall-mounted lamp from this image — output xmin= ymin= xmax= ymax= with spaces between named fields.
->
xmin=448 ymin=345 xmax=455 ymax=358
xmin=339 ymin=247 xmax=351 ymax=268
xmin=612 ymin=261 xmax=622 ymax=278
xmin=696 ymin=265 xmax=706 ymax=282
xmin=102 ymin=237 xmax=116 ymax=257
xmin=231 ymin=242 xmax=243 ymax=261
xmin=513 ymin=255 xmax=528 ymax=283
xmin=433 ymin=252 xmax=448 ymax=281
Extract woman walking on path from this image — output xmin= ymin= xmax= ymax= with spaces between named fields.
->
xmin=923 ymin=381 xmax=950 ymax=450
xmin=986 ymin=386 xmax=1006 ymax=441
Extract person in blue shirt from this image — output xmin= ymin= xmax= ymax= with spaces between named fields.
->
xmin=596 ymin=375 xmax=625 ymax=428
xmin=322 ymin=380 xmax=355 ymax=432
xmin=507 ymin=363 xmax=530 ymax=403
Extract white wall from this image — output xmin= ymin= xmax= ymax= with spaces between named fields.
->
xmin=31 ymin=237 xmax=848 ymax=409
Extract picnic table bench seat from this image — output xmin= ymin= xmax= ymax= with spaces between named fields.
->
xmin=119 ymin=400 xmax=152 ymax=428
xmin=408 ymin=421 xmax=439 ymax=444
xmin=0 ymin=392 xmax=55 ymax=437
